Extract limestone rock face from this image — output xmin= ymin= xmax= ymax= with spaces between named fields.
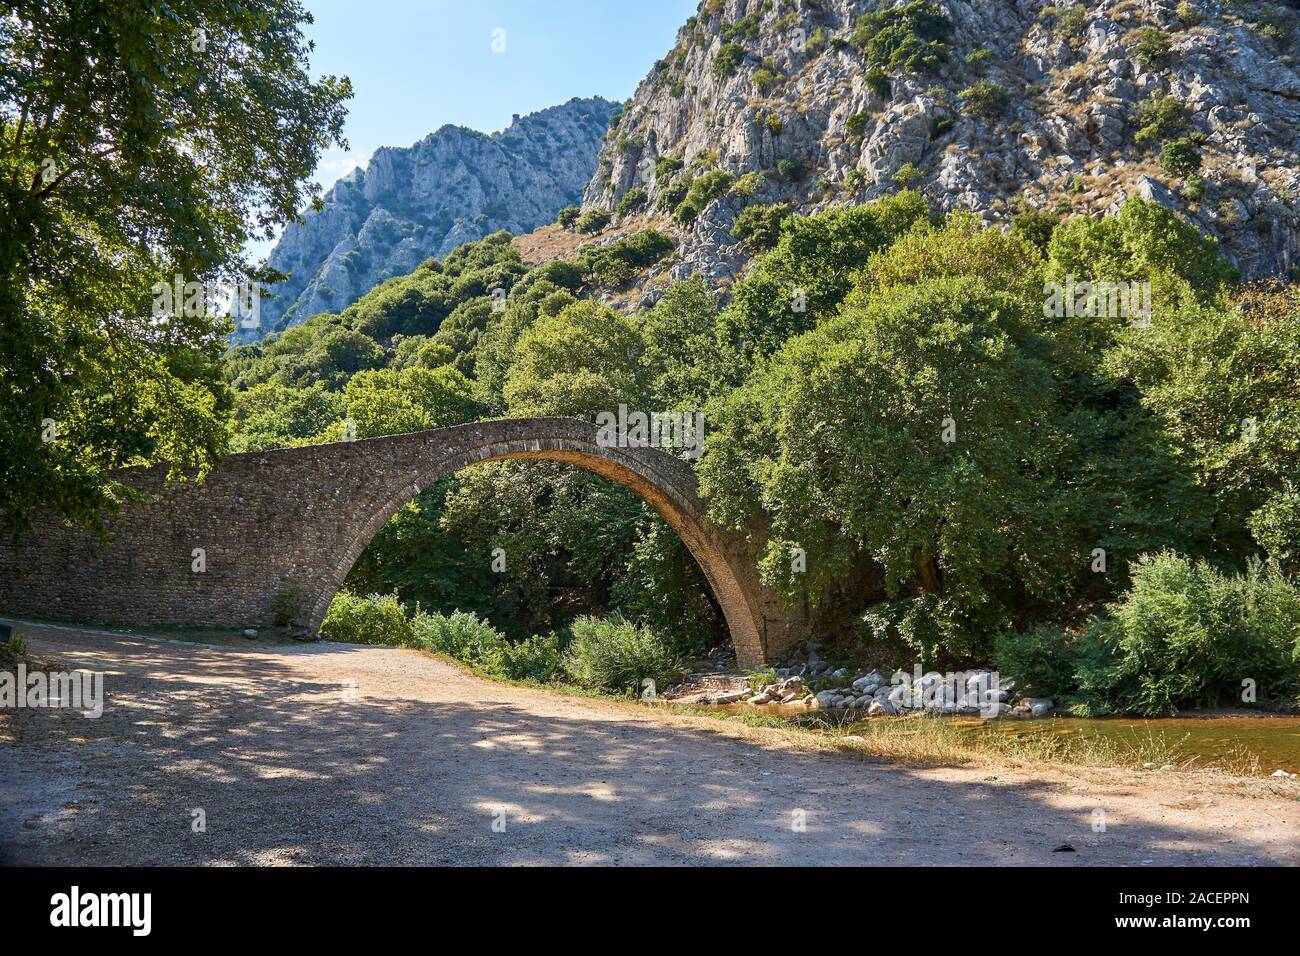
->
xmin=243 ymin=96 xmax=619 ymax=342
xmin=582 ymin=0 xmax=1300 ymax=286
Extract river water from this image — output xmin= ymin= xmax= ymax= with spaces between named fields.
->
xmin=682 ymin=700 xmax=1300 ymax=774
xmin=960 ymin=714 xmax=1300 ymax=774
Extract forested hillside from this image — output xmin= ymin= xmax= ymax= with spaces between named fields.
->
xmin=226 ymin=186 xmax=1300 ymax=713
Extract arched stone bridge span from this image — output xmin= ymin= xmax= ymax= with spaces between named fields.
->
xmin=0 ymin=418 xmax=800 ymax=667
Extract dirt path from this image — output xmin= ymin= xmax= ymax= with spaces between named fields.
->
xmin=2 ymin=622 xmax=1297 ymax=866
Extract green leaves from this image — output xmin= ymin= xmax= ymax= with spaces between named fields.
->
xmin=344 ymin=363 xmax=481 ymax=439
xmin=732 ymin=202 xmax=792 ymax=251
xmin=1102 ymin=291 xmax=1300 ymax=565
xmin=712 ymin=41 xmax=745 ymax=80
xmin=1 ymin=0 xmax=351 ymax=537
xmin=1086 ymin=554 xmax=1300 ymax=715
xmin=702 ymin=276 xmax=1080 ymax=659
xmin=503 ymin=300 xmax=648 ymax=418
xmin=714 ymin=189 xmax=931 ymax=380
xmin=851 ymin=1 xmax=954 ymax=74
xmin=1045 ymin=198 xmax=1238 ymax=302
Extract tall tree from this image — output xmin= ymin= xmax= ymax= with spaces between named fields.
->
xmin=0 ymin=0 xmax=351 ymax=537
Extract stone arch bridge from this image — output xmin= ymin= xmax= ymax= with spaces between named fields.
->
xmin=0 ymin=418 xmax=802 ymax=668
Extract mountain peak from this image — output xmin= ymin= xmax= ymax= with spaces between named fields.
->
xmin=244 ymin=96 xmax=619 ymax=342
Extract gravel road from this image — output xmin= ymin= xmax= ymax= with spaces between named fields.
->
xmin=2 ymin=622 xmax=1296 ymax=866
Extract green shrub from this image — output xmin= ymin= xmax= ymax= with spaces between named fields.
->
xmin=496 ymin=631 xmax=568 ymax=683
xmin=865 ymin=68 xmax=892 ymax=99
xmin=686 ymin=169 xmax=733 ymax=207
xmin=0 ymin=632 xmax=27 ymax=663
xmin=891 ymin=162 xmax=922 ymax=188
xmin=851 ymin=1 xmax=954 ymax=74
xmin=538 ymin=258 xmax=584 ymax=291
xmin=1159 ymin=136 xmax=1202 ymax=177
xmin=1009 ymin=206 xmax=1060 ymax=253
xmin=845 ymin=110 xmax=872 ymax=139
xmin=713 ymin=42 xmax=745 ymax=79
xmin=752 ymin=67 xmax=782 ymax=93
xmin=1176 ymin=2 xmax=1200 ymax=26
xmin=674 ymin=169 xmax=734 ymax=225
xmin=690 ymin=148 xmax=720 ymax=170
xmin=958 ymin=80 xmax=1008 ymax=119
xmin=574 ymin=230 xmax=675 ymax=286
xmin=733 ymin=202 xmax=792 ymax=251
xmin=556 ymin=205 xmax=580 ymax=228
xmin=1134 ymin=94 xmax=1187 ymax=147
xmin=654 ymin=155 xmax=684 ymax=181
xmin=615 ymin=186 xmax=648 ymax=218
xmin=1055 ymin=4 xmax=1088 ymax=46
xmin=993 ymin=624 xmax=1079 ymax=702
xmin=563 ymin=614 xmax=683 ymax=695
xmin=575 ymin=209 xmax=611 ymax=234
xmin=722 ymin=13 xmax=761 ymax=41
xmin=657 ymin=176 xmax=691 ymax=213
xmin=272 ymin=578 xmax=306 ymax=627
xmin=732 ymin=171 xmax=764 ymax=197
xmin=410 ymin=609 xmax=508 ymax=669
xmin=321 ymin=591 xmax=414 ymax=646
xmin=776 ymin=158 xmax=804 ymax=181
xmin=674 ymin=202 xmax=700 ymax=226
xmin=1077 ymin=554 xmax=1300 ymax=715
xmin=1133 ymin=27 xmax=1171 ymax=68
xmin=1250 ymin=489 xmax=1300 ymax=574
xmin=965 ymin=45 xmax=992 ymax=66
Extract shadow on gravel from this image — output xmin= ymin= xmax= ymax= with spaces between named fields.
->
xmin=0 ymin=628 xmax=1287 ymax=866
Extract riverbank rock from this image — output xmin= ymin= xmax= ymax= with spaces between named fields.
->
xmin=1028 ymin=698 xmax=1057 ymax=718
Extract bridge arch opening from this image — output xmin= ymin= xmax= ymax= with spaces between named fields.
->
xmin=304 ymin=426 xmax=771 ymax=668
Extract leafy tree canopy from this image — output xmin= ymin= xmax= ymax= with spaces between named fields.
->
xmin=1 ymin=0 xmax=351 ymax=537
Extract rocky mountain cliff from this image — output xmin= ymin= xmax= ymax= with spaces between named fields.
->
xmin=245 ymin=96 xmax=618 ymax=341
xmin=582 ymin=0 xmax=1300 ymax=286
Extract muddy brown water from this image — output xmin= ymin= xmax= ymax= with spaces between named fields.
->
xmin=963 ymin=714 xmax=1300 ymax=774
xmin=685 ymin=702 xmax=1300 ymax=774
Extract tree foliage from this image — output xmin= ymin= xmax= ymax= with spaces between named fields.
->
xmin=1 ymin=0 xmax=351 ymax=537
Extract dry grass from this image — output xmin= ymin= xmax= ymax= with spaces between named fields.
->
xmin=511 ymin=214 xmax=679 ymax=268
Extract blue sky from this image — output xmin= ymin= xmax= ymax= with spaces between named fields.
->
xmin=299 ymin=0 xmax=698 ymax=192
